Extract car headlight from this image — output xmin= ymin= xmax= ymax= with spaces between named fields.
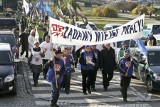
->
xmin=4 ymin=74 xmax=14 ymax=83
xmin=153 ymin=74 xmax=160 ymax=80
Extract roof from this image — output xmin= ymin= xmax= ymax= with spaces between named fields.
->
xmin=0 ymin=43 xmax=11 ymax=51
xmin=75 ymin=21 xmax=95 ymax=25
xmin=145 ymin=46 xmax=160 ymax=51
xmin=0 ymin=30 xmax=13 ymax=34
xmin=104 ymin=23 xmax=122 ymax=27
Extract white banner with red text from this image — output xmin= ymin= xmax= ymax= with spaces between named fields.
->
xmin=49 ymin=15 xmax=145 ymax=45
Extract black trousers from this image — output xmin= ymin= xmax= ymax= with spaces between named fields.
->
xmin=91 ymin=69 xmax=98 ymax=89
xmin=42 ymin=59 xmax=49 ymax=78
xmin=21 ymin=48 xmax=28 ymax=57
xmin=62 ymin=74 xmax=71 ymax=93
xmin=102 ymin=71 xmax=113 ymax=88
xmin=120 ymin=76 xmax=131 ymax=99
xmin=81 ymin=70 xmax=94 ymax=93
xmin=33 ymin=72 xmax=40 ymax=84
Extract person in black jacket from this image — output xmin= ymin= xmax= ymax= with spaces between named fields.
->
xmin=19 ymin=29 xmax=29 ymax=58
xmin=79 ymin=45 xmax=96 ymax=95
xmin=100 ymin=43 xmax=116 ymax=91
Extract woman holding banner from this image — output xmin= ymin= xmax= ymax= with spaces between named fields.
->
xmin=79 ymin=45 xmax=96 ymax=95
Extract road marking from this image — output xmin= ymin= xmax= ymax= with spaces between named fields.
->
xmin=35 ymin=97 xmax=143 ymax=106
xmin=34 ymin=90 xmax=136 ymax=99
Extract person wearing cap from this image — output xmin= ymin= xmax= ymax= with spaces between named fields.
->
xmin=147 ymin=33 xmax=157 ymax=46
xmin=61 ymin=48 xmax=74 ymax=94
xmin=30 ymin=41 xmax=44 ymax=86
xmin=117 ymin=41 xmax=129 ymax=62
xmin=118 ymin=49 xmax=137 ymax=102
xmin=47 ymin=50 xmax=65 ymax=107
xmin=40 ymin=35 xmax=54 ymax=79
xmin=19 ymin=29 xmax=29 ymax=58
xmin=100 ymin=43 xmax=116 ymax=91
xmin=79 ymin=45 xmax=96 ymax=95
xmin=91 ymin=45 xmax=100 ymax=91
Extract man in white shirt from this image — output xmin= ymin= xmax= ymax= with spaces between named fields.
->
xmin=28 ymin=29 xmax=35 ymax=50
xmin=40 ymin=35 xmax=54 ymax=79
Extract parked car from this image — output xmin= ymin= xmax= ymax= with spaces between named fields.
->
xmin=0 ymin=43 xmax=17 ymax=95
xmin=134 ymin=46 xmax=160 ymax=93
xmin=143 ymin=24 xmax=160 ymax=45
xmin=75 ymin=21 xmax=98 ymax=30
xmin=0 ymin=17 xmax=17 ymax=30
xmin=102 ymin=23 xmax=122 ymax=31
xmin=0 ymin=30 xmax=17 ymax=55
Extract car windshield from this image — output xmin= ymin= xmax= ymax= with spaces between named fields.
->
xmin=152 ymin=25 xmax=160 ymax=34
xmin=148 ymin=51 xmax=160 ymax=66
xmin=117 ymin=40 xmax=136 ymax=48
xmin=0 ymin=19 xmax=17 ymax=29
xmin=0 ymin=51 xmax=12 ymax=65
xmin=89 ymin=24 xmax=97 ymax=30
xmin=0 ymin=34 xmax=16 ymax=45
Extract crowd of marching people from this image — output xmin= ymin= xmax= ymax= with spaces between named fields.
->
xmin=15 ymin=21 xmax=151 ymax=107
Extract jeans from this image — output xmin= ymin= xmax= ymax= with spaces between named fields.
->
xmin=51 ymin=80 xmax=61 ymax=104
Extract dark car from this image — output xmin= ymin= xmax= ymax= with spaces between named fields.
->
xmin=0 ymin=18 xmax=17 ymax=30
xmin=134 ymin=46 xmax=160 ymax=93
xmin=0 ymin=30 xmax=17 ymax=55
xmin=0 ymin=43 xmax=17 ymax=95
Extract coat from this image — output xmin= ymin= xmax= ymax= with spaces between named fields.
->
xmin=19 ymin=32 xmax=29 ymax=50
xmin=100 ymin=47 xmax=116 ymax=73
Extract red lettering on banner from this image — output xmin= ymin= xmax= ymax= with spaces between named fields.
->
xmin=51 ymin=24 xmax=64 ymax=37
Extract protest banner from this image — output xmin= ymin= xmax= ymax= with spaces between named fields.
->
xmin=49 ymin=15 xmax=145 ymax=45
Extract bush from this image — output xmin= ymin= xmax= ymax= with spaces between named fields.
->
xmin=92 ymin=5 xmax=118 ymax=18
xmin=155 ymin=16 xmax=160 ymax=20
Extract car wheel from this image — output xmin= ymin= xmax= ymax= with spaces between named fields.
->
xmin=147 ymin=77 xmax=154 ymax=93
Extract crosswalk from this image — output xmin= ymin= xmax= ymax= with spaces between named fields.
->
xmin=27 ymin=67 xmax=151 ymax=107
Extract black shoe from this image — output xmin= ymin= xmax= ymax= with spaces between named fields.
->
xmin=51 ymin=103 xmax=59 ymax=107
xmin=83 ymin=92 xmax=87 ymax=95
xmin=123 ymin=98 xmax=127 ymax=102
xmin=88 ymin=90 xmax=91 ymax=94
xmin=25 ymin=56 xmax=28 ymax=58
xmin=65 ymin=91 xmax=69 ymax=94
xmin=43 ymin=75 xmax=46 ymax=80
xmin=104 ymin=87 xmax=108 ymax=91
xmin=91 ymin=88 xmax=96 ymax=91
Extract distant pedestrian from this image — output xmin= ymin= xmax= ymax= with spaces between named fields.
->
xmin=61 ymin=48 xmax=74 ymax=94
xmin=47 ymin=50 xmax=65 ymax=107
xmin=91 ymin=45 xmax=100 ymax=91
xmin=79 ymin=45 xmax=96 ymax=95
xmin=30 ymin=41 xmax=44 ymax=86
xmin=147 ymin=33 xmax=157 ymax=46
xmin=100 ymin=43 xmax=117 ymax=91
xmin=28 ymin=29 xmax=35 ymax=51
xmin=117 ymin=41 xmax=129 ymax=61
xmin=118 ymin=49 xmax=137 ymax=102
xmin=40 ymin=35 xmax=54 ymax=79
xmin=42 ymin=28 xmax=48 ymax=41
xmin=19 ymin=29 xmax=29 ymax=58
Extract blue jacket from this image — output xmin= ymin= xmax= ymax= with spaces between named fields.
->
xmin=63 ymin=55 xmax=73 ymax=75
xmin=119 ymin=57 xmax=134 ymax=77
xmin=47 ymin=57 xmax=65 ymax=83
xmin=79 ymin=51 xmax=96 ymax=70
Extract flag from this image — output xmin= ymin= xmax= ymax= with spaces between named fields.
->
xmin=45 ymin=4 xmax=53 ymax=17
xmin=23 ymin=0 xmax=29 ymax=14
xmin=56 ymin=7 xmax=65 ymax=21
xmin=137 ymin=39 xmax=148 ymax=56
xmin=67 ymin=3 xmax=76 ymax=16
xmin=35 ymin=28 xmax=39 ymax=43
